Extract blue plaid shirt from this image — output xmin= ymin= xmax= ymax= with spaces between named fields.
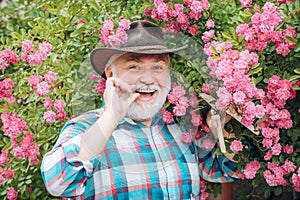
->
xmin=41 ymin=109 xmax=238 ymax=199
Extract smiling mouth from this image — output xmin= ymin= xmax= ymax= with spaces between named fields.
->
xmin=135 ymin=89 xmax=157 ymax=100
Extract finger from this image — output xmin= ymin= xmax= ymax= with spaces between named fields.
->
xmin=127 ymin=93 xmax=140 ymax=106
xmin=228 ymin=105 xmax=237 ymax=115
xmin=105 ymin=77 xmax=115 ymax=88
xmin=113 ymin=78 xmax=132 ymax=93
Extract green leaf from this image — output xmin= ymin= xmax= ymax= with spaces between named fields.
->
xmin=70 ymin=31 xmax=79 ymax=38
xmin=289 ymin=75 xmax=300 ymax=82
xmin=256 ymin=117 xmax=268 ymax=124
xmin=295 ymin=52 xmax=300 ymax=58
xmin=285 ymin=36 xmax=296 ymax=44
xmin=252 ymin=177 xmax=260 ymax=188
xmin=294 ymin=68 xmax=300 ymax=74
xmin=221 ymin=32 xmax=233 ymax=40
xmin=264 ymin=188 xmax=271 ymax=199
xmin=274 ymin=187 xmax=283 ymax=196
xmin=238 ymin=10 xmax=252 ymax=23
xmin=11 ymin=32 xmax=22 ymax=40
xmin=248 ymin=66 xmax=262 ymax=75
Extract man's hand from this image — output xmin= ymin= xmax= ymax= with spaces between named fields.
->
xmin=103 ymin=77 xmax=140 ymax=123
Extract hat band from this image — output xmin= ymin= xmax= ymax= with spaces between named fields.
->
xmin=120 ymin=45 xmax=168 ymax=51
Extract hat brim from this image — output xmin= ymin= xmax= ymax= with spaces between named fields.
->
xmin=90 ymin=45 xmax=187 ymax=76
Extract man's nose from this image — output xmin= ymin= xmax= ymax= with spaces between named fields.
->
xmin=139 ymin=68 xmax=155 ymax=84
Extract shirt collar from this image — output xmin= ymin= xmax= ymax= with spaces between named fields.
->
xmin=101 ymin=102 xmax=166 ymax=127
xmin=120 ymin=112 xmax=165 ymax=127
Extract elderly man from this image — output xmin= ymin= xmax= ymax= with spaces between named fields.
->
xmin=41 ymin=20 xmax=238 ymax=200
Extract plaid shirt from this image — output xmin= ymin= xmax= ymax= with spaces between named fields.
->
xmin=41 ymin=109 xmax=238 ymax=199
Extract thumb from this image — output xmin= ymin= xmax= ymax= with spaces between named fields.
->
xmin=127 ymin=93 xmax=140 ymax=106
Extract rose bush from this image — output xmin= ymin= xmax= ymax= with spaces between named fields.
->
xmin=0 ymin=0 xmax=299 ymax=199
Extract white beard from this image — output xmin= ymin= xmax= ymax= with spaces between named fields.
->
xmin=127 ymin=79 xmax=171 ymax=121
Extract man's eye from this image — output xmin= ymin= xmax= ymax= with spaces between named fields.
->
xmin=153 ymin=66 xmax=164 ymax=71
xmin=129 ymin=66 xmax=140 ymax=70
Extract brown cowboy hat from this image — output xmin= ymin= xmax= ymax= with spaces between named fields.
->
xmin=90 ymin=20 xmax=187 ymax=75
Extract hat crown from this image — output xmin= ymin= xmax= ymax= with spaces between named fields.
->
xmin=90 ymin=20 xmax=187 ymax=75
xmin=120 ymin=21 xmax=167 ymax=49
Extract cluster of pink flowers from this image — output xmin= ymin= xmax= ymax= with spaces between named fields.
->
xmin=144 ymin=0 xmax=210 ymax=35
xmin=239 ymin=0 xmax=252 ymax=8
xmin=203 ymin=39 xmax=298 ymax=188
xmin=202 ymin=30 xmax=215 ymax=43
xmin=43 ymin=98 xmax=67 ymax=123
xmin=236 ymin=2 xmax=296 ymax=56
xmin=292 ymin=168 xmax=300 ymax=192
xmin=28 ymin=71 xmax=56 ymax=97
xmin=242 ymin=160 xmax=261 ymax=179
xmin=202 ymin=18 xmax=215 ymax=43
xmin=0 ymin=112 xmax=39 ymax=165
xmin=94 ymin=75 xmax=106 ymax=95
xmin=0 ymin=49 xmax=19 ymax=70
xmin=278 ymin=0 xmax=295 ymax=3
xmin=89 ymin=73 xmax=106 ymax=96
xmin=203 ymin=41 xmax=295 ymax=133
xmin=1 ymin=112 xmax=28 ymax=139
xmin=263 ymin=161 xmax=297 ymax=187
xmin=160 ymin=82 xmax=205 ymax=143
xmin=203 ymin=41 xmax=259 ymax=112
xmin=100 ymin=19 xmax=130 ymax=47
xmin=0 ymin=78 xmax=15 ymax=103
xmin=167 ymin=83 xmax=190 ymax=116
xmin=255 ymin=76 xmax=296 ymax=161
xmin=200 ymin=179 xmax=209 ymax=200
xmin=13 ymin=133 xmax=39 ymax=164
xmin=22 ymin=40 xmax=52 ymax=66
xmin=0 ymin=156 xmax=15 ymax=185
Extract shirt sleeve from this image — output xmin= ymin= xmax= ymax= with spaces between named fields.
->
xmin=194 ymin=134 xmax=240 ymax=183
xmin=40 ymin=110 xmax=102 ymax=197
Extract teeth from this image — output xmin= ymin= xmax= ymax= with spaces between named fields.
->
xmin=136 ymin=89 xmax=156 ymax=93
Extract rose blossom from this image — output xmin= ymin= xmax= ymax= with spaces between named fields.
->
xmin=271 ymin=143 xmax=282 ymax=156
xmin=243 ymin=160 xmax=261 ymax=179
xmin=283 ymin=144 xmax=293 ymax=154
xmin=28 ymin=75 xmax=42 ymax=88
xmin=36 ymin=81 xmax=51 ymax=97
xmin=0 ymin=174 xmax=5 ymax=185
xmin=205 ymin=19 xmax=215 ymax=29
xmin=4 ymin=169 xmax=14 ymax=179
xmin=54 ymin=100 xmax=66 ymax=111
xmin=57 ymin=111 xmax=67 ymax=121
xmin=43 ymin=111 xmax=56 ymax=123
xmin=44 ymin=98 xmax=52 ymax=110
xmin=7 ymin=188 xmax=18 ymax=200
xmin=44 ymin=71 xmax=56 ymax=84
xmin=230 ymin=140 xmax=243 ymax=153
xmin=160 ymin=108 xmax=174 ymax=124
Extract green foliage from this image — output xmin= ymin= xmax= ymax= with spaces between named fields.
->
xmin=0 ymin=0 xmax=147 ymax=199
xmin=1 ymin=0 xmax=300 ymax=199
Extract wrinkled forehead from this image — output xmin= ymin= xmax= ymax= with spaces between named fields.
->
xmin=113 ymin=53 xmax=170 ymax=65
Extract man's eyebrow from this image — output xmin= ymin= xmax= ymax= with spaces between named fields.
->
xmin=156 ymin=56 xmax=167 ymax=62
xmin=126 ymin=56 xmax=141 ymax=62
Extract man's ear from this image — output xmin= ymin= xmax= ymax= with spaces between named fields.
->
xmin=104 ymin=65 xmax=113 ymax=78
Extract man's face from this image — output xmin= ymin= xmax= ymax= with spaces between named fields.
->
xmin=107 ymin=53 xmax=171 ymax=122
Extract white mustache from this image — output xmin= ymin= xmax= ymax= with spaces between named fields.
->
xmin=134 ymin=84 xmax=161 ymax=92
